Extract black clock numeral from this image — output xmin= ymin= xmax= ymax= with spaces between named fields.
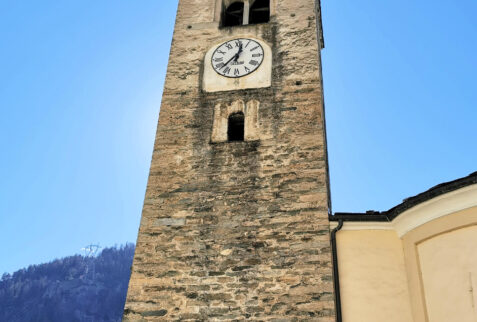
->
xmin=225 ymin=43 xmax=233 ymax=50
xmin=245 ymin=41 xmax=251 ymax=48
xmin=223 ymin=67 xmax=231 ymax=74
xmin=244 ymin=66 xmax=251 ymax=73
xmin=235 ymin=40 xmax=242 ymax=47
xmin=234 ymin=68 xmax=240 ymax=76
xmin=217 ymin=50 xmax=226 ymax=55
xmin=250 ymin=46 xmax=260 ymax=51
xmin=252 ymin=53 xmax=263 ymax=57
xmin=249 ymin=60 xmax=259 ymax=66
xmin=213 ymin=57 xmax=223 ymax=62
xmin=216 ymin=63 xmax=225 ymax=69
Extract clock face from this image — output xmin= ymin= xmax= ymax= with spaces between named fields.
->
xmin=211 ymin=38 xmax=265 ymax=78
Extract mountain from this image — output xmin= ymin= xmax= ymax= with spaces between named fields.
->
xmin=0 ymin=244 xmax=135 ymax=322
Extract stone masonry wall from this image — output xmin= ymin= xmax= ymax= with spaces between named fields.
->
xmin=124 ymin=0 xmax=334 ymax=320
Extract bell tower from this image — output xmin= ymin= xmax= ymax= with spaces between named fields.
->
xmin=124 ymin=0 xmax=334 ymax=320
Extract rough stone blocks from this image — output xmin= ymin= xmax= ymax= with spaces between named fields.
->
xmin=124 ymin=0 xmax=334 ymax=320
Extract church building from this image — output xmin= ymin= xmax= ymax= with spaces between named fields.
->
xmin=123 ymin=0 xmax=477 ymax=321
xmin=331 ymin=171 xmax=477 ymax=322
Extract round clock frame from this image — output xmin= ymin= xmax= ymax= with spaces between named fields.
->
xmin=211 ymin=38 xmax=265 ymax=78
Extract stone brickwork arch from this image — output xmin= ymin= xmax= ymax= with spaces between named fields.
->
xmin=211 ymin=99 xmax=260 ymax=142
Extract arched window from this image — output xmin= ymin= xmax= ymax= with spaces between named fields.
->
xmin=221 ymin=0 xmax=270 ymax=27
xmin=228 ymin=112 xmax=245 ymax=141
xmin=249 ymin=0 xmax=270 ymax=24
xmin=223 ymin=1 xmax=244 ymax=27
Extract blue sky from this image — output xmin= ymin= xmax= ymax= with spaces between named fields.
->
xmin=0 ymin=0 xmax=475 ymax=274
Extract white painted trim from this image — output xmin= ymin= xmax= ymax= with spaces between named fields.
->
xmin=393 ymin=184 xmax=477 ymax=237
xmin=330 ymin=221 xmax=394 ymax=231
xmin=330 ymin=184 xmax=477 ymax=238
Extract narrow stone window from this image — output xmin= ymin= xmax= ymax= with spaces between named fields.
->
xmin=223 ymin=1 xmax=244 ymax=27
xmin=249 ymin=0 xmax=270 ymax=24
xmin=228 ymin=112 xmax=245 ymax=142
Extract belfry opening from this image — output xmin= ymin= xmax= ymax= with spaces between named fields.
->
xmin=222 ymin=2 xmax=244 ymax=27
xmin=222 ymin=0 xmax=270 ymax=27
xmin=249 ymin=0 xmax=270 ymax=24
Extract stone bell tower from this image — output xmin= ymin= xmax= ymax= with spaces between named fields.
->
xmin=124 ymin=0 xmax=334 ymax=320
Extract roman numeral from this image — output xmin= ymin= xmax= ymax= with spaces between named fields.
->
xmin=252 ymin=53 xmax=263 ymax=57
xmin=250 ymin=46 xmax=260 ymax=51
xmin=213 ymin=57 xmax=223 ymax=62
xmin=234 ymin=68 xmax=240 ymax=76
xmin=225 ymin=43 xmax=233 ymax=50
xmin=245 ymin=41 xmax=251 ymax=48
xmin=249 ymin=60 xmax=259 ymax=66
xmin=223 ymin=67 xmax=231 ymax=74
xmin=217 ymin=50 xmax=226 ymax=55
xmin=216 ymin=63 xmax=225 ymax=69
xmin=235 ymin=41 xmax=242 ymax=47
xmin=244 ymin=66 xmax=251 ymax=73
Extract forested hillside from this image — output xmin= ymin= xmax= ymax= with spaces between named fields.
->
xmin=0 ymin=244 xmax=134 ymax=322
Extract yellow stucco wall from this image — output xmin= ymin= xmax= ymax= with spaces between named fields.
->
xmin=335 ymin=187 xmax=477 ymax=322
xmin=336 ymin=230 xmax=413 ymax=322
xmin=418 ymin=225 xmax=477 ymax=322
xmin=403 ymin=206 xmax=477 ymax=322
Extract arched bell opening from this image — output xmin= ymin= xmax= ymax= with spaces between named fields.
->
xmin=249 ymin=0 xmax=270 ymax=24
xmin=222 ymin=1 xmax=245 ymax=27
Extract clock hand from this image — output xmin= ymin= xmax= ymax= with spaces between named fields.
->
xmin=220 ymin=54 xmax=238 ymax=69
xmin=219 ymin=43 xmax=243 ymax=70
xmin=234 ymin=43 xmax=243 ymax=61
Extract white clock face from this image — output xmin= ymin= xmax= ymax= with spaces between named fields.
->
xmin=211 ymin=38 xmax=265 ymax=78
